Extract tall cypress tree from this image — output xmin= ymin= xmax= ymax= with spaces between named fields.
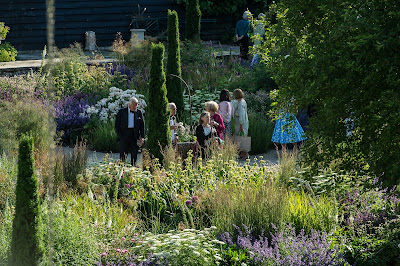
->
xmin=185 ymin=0 xmax=201 ymax=42
xmin=10 ymin=134 xmax=41 ymax=266
xmin=166 ymin=9 xmax=184 ymax=117
xmin=147 ymin=43 xmax=171 ymax=161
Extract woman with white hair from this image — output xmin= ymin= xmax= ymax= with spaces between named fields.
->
xmin=250 ymin=13 xmax=266 ymax=67
xmin=169 ymin=102 xmax=182 ymax=144
xmin=235 ymin=10 xmax=252 ymax=60
xmin=205 ymin=101 xmax=225 ymax=140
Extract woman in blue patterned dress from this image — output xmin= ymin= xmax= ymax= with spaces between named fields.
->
xmin=271 ymin=111 xmax=307 ymax=150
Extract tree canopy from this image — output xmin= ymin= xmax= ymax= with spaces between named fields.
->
xmin=260 ymin=0 xmax=400 ymax=186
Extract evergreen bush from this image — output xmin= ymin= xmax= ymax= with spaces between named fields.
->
xmin=185 ymin=0 xmax=201 ymax=42
xmin=166 ymin=10 xmax=184 ymax=117
xmin=146 ymin=43 xmax=171 ymax=161
xmin=0 ymin=43 xmax=17 ymax=62
xmin=9 ymin=134 xmax=41 ymax=266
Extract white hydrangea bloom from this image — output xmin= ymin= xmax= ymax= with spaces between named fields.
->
xmin=83 ymin=86 xmax=147 ymax=123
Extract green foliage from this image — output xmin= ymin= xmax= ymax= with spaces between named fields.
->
xmin=220 ymin=244 xmax=251 ymax=266
xmin=0 ymin=99 xmax=50 ymax=156
xmin=0 ymin=153 xmax=17 ymax=211
xmin=38 ymin=193 xmax=136 ymax=265
xmin=112 ymin=34 xmax=153 ymax=71
xmin=0 ymin=43 xmax=17 ymax=62
xmin=53 ymin=141 xmax=88 ymax=190
xmin=0 ymin=201 xmax=13 ymax=266
xmin=344 ymin=215 xmax=400 ymax=265
xmin=166 ymin=10 xmax=184 ymax=117
xmin=47 ymin=44 xmax=127 ymax=99
xmin=177 ymin=0 xmax=265 ymax=16
xmin=227 ymin=63 xmax=278 ymax=93
xmin=247 ymin=111 xmax=274 ymax=154
xmin=147 ymin=43 xmax=171 ymax=161
xmin=208 ymin=182 xmax=288 ymax=237
xmin=185 ymin=0 xmax=201 ymax=42
xmin=183 ymin=89 xmax=219 ymax=125
xmin=261 ymin=0 xmax=400 ymax=186
xmin=10 ymin=135 xmax=41 ymax=266
xmin=86 ymin=119 xmax=119 ymax=153
xmin=0 ymin=22 xmax=10 ymax=39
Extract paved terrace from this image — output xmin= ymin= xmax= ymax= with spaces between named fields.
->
xmin=0 ymin=43 xmax=240 ymax=74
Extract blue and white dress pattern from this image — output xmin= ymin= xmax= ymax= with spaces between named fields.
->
xmin=271 ymin=113 xmax=307 ymax=144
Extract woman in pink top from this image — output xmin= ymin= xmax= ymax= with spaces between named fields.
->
xmin=218 ymin=89 xmax=232 ymax=138
xmin=205 ymin=101 xmax=225 ymax=140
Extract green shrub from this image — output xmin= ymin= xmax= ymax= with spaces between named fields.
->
xmin=147 ymin=43 xmax=171 ymax=161
xmin=112 ymin=34 xmax=154 ymax=71
xmin=227 ymin=64 xmax=277 ymax=93
xmin=0 ymin=43 xmax=17 ymax=62
xmin=286 ymin=190 xmax=337 ymax=233
xmin=208 ymin=182 xmax=288 ymax=237
xmin=166 ymin=10 xmax=184 ymax=117
xmin=0 ymin=153 xmax=17 ymax=211
xmin=53 ymin=141 xmax=88 ymax=190
xmin=0 ymin=201 xmax=13 ymax=266
xmin=38 ymin=194 xmax=136 ymax=265
xmin=0 ymin=99 xmax=50 ymax=156
xmin=10 ymin=135 xmax=42 ymax=266
xmin=86 ymin=119 xmax=119 ymax=153
xmin=0 ymin=73 xmax=46 ymax=101
xmin=262 ymin=0 xmax=400 ymax=186
xmin=185 ymin=0 xmax=201 ymax=42
xmin=47 ymin=44 xmax=127 ymax=99
xmin=247 ymin=111 xmax=274 ymax=154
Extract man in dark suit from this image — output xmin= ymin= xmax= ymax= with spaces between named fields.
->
xmin=115 ymin=97 xmax=145 ymax=166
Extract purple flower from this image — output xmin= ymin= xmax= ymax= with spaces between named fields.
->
xmin=209 ymin=40 xmax=213 ymax=47
xmin=191 ymin=196 xmax=199 ymax=203
xmin=185 ymin=200 xmax=192 ymax=206
xmin=219 ymin=224 xmax=347 ymax=265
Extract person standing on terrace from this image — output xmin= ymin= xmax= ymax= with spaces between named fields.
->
xmin=235 ymin=10 xmax=252 ymax=61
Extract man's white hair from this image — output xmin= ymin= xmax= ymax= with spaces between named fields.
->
xmin=129 ymin=97 xmax=138 ymax=105
xmin=168 ymin=102 xmax=176 ymax=109
xmin=243 ymin=10 xmax=252 ymax=19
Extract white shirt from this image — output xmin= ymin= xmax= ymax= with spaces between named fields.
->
xmin=170 ymin=116 xmax=177 ymax=141
xmin=219 ymin=101 xmax=232 ymax=123
xmin=128 ymin=108 xmax=134 ymax=128
xmin=203 ymin=126 xmax=212 ymax=136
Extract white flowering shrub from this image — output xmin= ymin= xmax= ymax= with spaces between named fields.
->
xmin=82 ymin=87 xmax=146 ymax=122
xmin=184 ymin=89 xmax=219 ymax=124
xmin=100 ymin=227 xmax=225 ymax=265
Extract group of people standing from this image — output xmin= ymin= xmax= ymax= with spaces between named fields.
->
xmin=170 ymin=88 xmax=250 ymax=160
xmin=235 ymin=10 xmax=266 ymax=66
xmin=115 ymin=88 xmax=307 ymax=166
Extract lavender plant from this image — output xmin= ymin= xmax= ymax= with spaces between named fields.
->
xmin=219 ymin=224 xmax=348 ymax=266
xmin=54 ymin=92 xmax=93 ymax=143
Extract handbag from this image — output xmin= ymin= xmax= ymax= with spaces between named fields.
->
xmin=234 ymin=135 xmax=251 ymax=152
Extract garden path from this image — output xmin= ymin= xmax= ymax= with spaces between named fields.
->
xmin=62 ymin=147 xmax=279 ymax=166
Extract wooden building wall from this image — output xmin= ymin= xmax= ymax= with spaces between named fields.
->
xmin=2 ymin=0 xmax=234 ymax=51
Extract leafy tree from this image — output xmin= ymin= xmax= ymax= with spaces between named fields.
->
xmin=185 ymin=0 xmax=201 ymax=42
xmin=260 ymin=0 xmax=400 ymax=186
xmin=166 ymin=10 xmax=184 ymax=117
xmin=10 ymin=134 xmax=41 ymax=265
xmin=147 ymin=43 xmax=171 ymax=161
xmin=177 ymin=0 xmax=268 ymax=16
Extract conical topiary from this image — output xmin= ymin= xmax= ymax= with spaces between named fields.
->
xmin=185 ymin=0 xmax=201 ymax=42
xmin=9 ymin=134 xmax=41 ymax=266
xmin=146 ymin=43 xmax=171 ymax=162
xmin=166 ymin=9 xmax=184 ymax=118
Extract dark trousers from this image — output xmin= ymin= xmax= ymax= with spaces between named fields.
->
xmin=237 ymin=36 xmax=249 ymax=60
xmin=119 ymin=128 xmax=139 ymax=166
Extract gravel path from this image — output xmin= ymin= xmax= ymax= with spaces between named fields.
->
xmin=63 ymin=147 xmax=279 ymax=166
